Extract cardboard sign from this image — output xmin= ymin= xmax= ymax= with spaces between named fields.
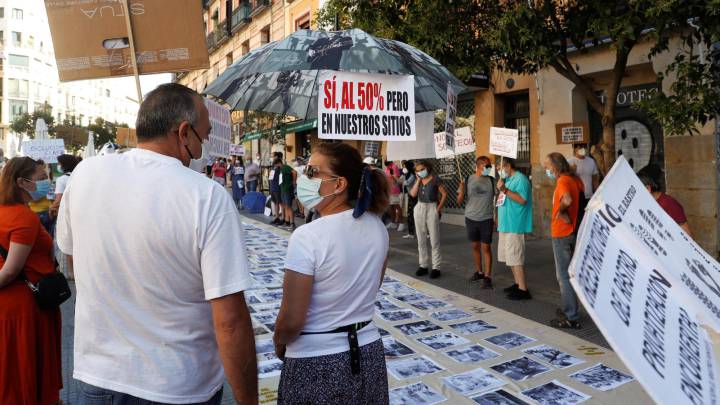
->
xmin=45 ymin=0 xmax=210 ymax=81
xmin=489 ymin=127 xmax=519 ymax=159
xmin=318 ymin=71 xmax=416 ymax=141
xmin=435 ymin=127 xmax=475 ymax=159
xmin=22 ymin=139 xmax=65 ymax=163
xmin=445 ymin=83 xmax=458 ymax=151
xmin=230 ymin=144 xmax=245 ymax=156
xmin=116 ymin=127 xmax=137 ymax=148
xmin=205 ymin=98 xmax=231 ymax=158
xmin=555 ymin=123 xmax=589 ymax=144
xmin=569 ymin=156 xmax=720 ymax=405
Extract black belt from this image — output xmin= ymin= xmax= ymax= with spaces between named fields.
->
xmin=300 ymin=320 xmax=372 ymax=375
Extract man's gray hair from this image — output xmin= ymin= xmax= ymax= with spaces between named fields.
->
xmin=135 ymin=83 xmax=201 ymax=141
xmin=546 ymin=152 xmax=571 ymax=174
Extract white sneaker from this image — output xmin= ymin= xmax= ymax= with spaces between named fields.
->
xmin=402 ymin=234 xmax=415 ymax=239
xmin=386 ymin=223 xmax=397 ymax=230
xmin=397 ymin=224 xmax=406 ymax=232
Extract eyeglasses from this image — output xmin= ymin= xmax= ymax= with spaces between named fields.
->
xmin=188 ymin=125 xmax=209 ymax=145
xmin=303 ymin=164 xmax=338 ymax=180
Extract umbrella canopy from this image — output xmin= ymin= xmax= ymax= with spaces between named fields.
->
xmin=35 ymin=118 xmax=49 ymax=140
xmin=83 ymin=131 xmax=96 ymax=159
xmin=204 ymin=29 xmax=465 ymax=119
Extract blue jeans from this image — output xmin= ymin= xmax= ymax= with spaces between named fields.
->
xmin=552 ymin=235 xmax=579 ymax=321
xmin=247 ymin=180 xmax=258 ymax=192
xmin=77 ymin=381 xmax=223 ymax=405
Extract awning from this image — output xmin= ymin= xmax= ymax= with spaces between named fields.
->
xmin=282 ymin=118 xmax=317 ymax=134
xmin=241 ymin=129 xmax=271 ymax=142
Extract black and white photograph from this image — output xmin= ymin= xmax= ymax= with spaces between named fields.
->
xmin=251 ymin=310 xmax=279 ymax=325
xmin=257 ymin=290 xmax=284 ymax=303
xmin=257 ymin=358 xmax=284 ymax=379
xmin=245 ymin=293 xmax=262 ymax=305
xmin=485 ymin=332 xmax=536 ymax=349
xmin=569 ymin=363 xmax=635 ymax=391
xmin=378 ymin=327 xmax=390 ymax=336
xmin=249 ymin=269 xmax=279 ymax=277
xmin=489 ymin=356 xmax=551 ymax=381
xmin=521 ymin=380 xmax=591 ymax=405
xmin=450 ymin=319 xmax=498 ymax=334
xmin=522 ymin=345 xmax=585 ymax=369
xmin=250 ymin=274 xmax=282 ymax=288
xmin=375 ymin=298 xmax=402 ymax=311
xmin=472 ymin=389 xmax=531 ymax=405
xmin=416 ymin=332 xmax=470 ymax=350
xmin=395 ymin=292 xmax=432 ymax=303
xmin=386 ymin=356 xmax=445 ymax=380
xmin=444 ymin=344 xmax=501 ymax=363
xmin=410 ymin=299 xmax=451 ymax=311
xmin=441 ymin=367 xmax=506 ymax=396
xmin=389 ymin=382 xmax=447 ymax=405
xmin=253 ymin=325 xmax=269 ymax=336
xmin=383 ymin=276 xmax=401 ymax=284
xmin=251 ymin=302 xmax=282 ymax=313
xmin=383 ymin=337 xmax=416 ymax=358
xmin=394 ymin=320 xmax=443 ymax=336
xmin=257 ymin=352 xmax=278 ymax=362
xmin=430 ymin=308 xmax=473 ymax=322
xmin=378 ymin=309 xmax=421 ymax=322
xmin=255 ymin=339 xmax=274 ymax=355
xmin=383 ymin=283 xmax=418 ymax=296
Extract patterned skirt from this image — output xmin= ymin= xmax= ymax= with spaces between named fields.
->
xmin=278 ymin=339 xmax=389 ymax=405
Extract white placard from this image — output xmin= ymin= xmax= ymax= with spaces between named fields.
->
xmin=204 ymin=98 xmax=231 ymax=158
xmin=569 ymin=156 xmax=720 ymax=405
xmin=229 ymin=144 xmax=245 ymax=156
xmin=444 ymin=83 xmax=457 ymax=151
xmin=22 ymin=139 xmax=65 ymax=163
xmin=318 ymin=71 xmax=416 ymax=141
xmin=434 ymin=126 xmax=475 ymax=159
xmin=489 ymin=127 xmax=519 ymax=159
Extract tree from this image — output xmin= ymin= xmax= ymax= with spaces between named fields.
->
xmin=10 ymin=108 xmax=56 ymax=144
xmin=319 ymin=0 xmax=720 ymax=173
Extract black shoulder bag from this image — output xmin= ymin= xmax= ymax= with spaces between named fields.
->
xmin=0 ymin=243 xmax=72 ymax=310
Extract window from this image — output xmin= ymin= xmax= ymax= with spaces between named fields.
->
xmin=241 ymin=40 xmax=250 ymax=56
xmin=295 ymin=13 xmax=311 ymax=31
xmin=9 ymin=100 xmax=28 ymax=120
xmin=0 ymin=8 xmax=4 ymax=18
xmin=12 ymin=8 xmax=22 ymax=20
xmin=106 ymin=89 xmax=111 ymax=97
xmin=0 ymin=31 xmax=4 ymax=45
xmin=11 ymin=31 xmax=21 ymax=47
xmin=226 ymin=52 xmax=233 ymax=67
xmin=8 ymin=54 xmax=29 ymax=67
xmin=260 ymin=25 xmax=270 ymax=45
xmin=28 ymin=35 xmax=34 ymax=48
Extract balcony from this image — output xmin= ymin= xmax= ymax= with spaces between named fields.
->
xmin=206 ymin=25 xmax=230 ymax=52
xmin=249 ymin=0 xmax=270 ymax=18
xmin=231 ymin=2 xmax=252 ymax=33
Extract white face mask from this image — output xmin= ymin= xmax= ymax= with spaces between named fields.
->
xmin=577 ymin=148 xmax=587 ymax=157
xmin=188 ymin=144 xmax=210 ymax=172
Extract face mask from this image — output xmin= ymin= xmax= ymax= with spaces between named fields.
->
xmin=417 ymin=169 xmax=428 ymax=178
xmin=482 ymin=167 xmax=491 ymax=176
xmin=499 ymin=169 xmax=508 ymax=179
xmin=188 ymin=144 xmax=210 ymax=172
xmin=546 ymin=169 xmax=556 ymax=180
xmin=296 ymin=174 xmax=337 ymax=209
xmin=25 ymin=179 xmax=51 ymax=201
xmin=577 ymin=148 xmax=587 ymax=157
xmin=402 ymin=168 xmax=408 ymax=175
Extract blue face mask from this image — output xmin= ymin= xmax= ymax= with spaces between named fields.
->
xmin=26 ymin=179 xmax=51 ymax=201
xmin=546 ymin=169 xmax=556 ymax=180
xmin=482 ymin=167 xmax=491 ymax=176
xmin=296 ymin=174 xmax=337 ymax=209
xmin=417 ymin=169 xmax=429 ymax=178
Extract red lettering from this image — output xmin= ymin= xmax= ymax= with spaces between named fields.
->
xmin=323 ymin=80 xmax=332 ymax=109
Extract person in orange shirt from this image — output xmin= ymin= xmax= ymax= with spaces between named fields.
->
xmin=0 ymin=157 xmax=62 ymax=405
xmin=544 ymin=152 xmax=583 ymax=330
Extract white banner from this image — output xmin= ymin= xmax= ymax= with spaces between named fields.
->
xmin=229 ymin=144 xmax=245 ymax=156
xmin=444 ymin=83 xmax=457 ymax=151
xmin=318 ymin=71 xmax=416 ymax=141
xmin=489 ymin=127 xmax=518 ymax=159
xmin=569 ymin=156 xmax=720 ymax=405
xmin=435 ymin=127 xmax=475 ymax=159
xmin=22 ymin=139 xmax=65 ymax=163
xmin=204 ymin=98 xmax=231 ymax=158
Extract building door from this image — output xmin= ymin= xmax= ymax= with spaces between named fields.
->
xmin=504 ymin=93 xmax=531 ymax=176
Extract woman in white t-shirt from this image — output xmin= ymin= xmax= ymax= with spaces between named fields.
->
xmin=50 ymin=154 xmax=78 ymax=279
xmin=274 ymin=142 xmax=390 ymax=404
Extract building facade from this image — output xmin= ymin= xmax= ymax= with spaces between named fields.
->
xmin=0 ymin=0 xmax=139 ymax=156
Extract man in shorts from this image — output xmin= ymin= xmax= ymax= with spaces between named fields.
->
xmin=457 ymin=156 xmax=496 ymax=288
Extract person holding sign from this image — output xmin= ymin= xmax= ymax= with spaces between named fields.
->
xmin=545 ymin=153 xmax=584 ymax=329
xmin=409 ymin=160 xmax=447 ymax=279
xmin=457 ymin=156 xmax=497 ymax=289
xmin=496 ymin=158 xmax=533 ymax=300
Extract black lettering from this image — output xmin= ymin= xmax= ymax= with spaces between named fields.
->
xmin=678 ymin=308 xmax=704 ymax=405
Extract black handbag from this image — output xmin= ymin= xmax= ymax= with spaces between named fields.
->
xmin=0 ymin=243 xmax=72 ymax=310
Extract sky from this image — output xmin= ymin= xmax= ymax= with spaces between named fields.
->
xmin=102 ymin=73 xmax=174 ymax=102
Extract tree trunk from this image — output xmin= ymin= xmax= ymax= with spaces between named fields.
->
xmin=600 ymin=109 xmax=616 ymax=174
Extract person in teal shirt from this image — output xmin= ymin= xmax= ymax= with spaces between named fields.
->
xmin=496 ymin=158 xmax=533 ymax=300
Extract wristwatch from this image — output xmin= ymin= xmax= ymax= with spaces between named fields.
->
xmin=502 ymin=186 xmax=508 ymax=193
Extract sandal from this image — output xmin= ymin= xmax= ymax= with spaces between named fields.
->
xmin=550 ymin=318 xmax=581 ymax=329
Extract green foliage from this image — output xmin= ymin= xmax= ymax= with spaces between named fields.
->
xmin=10 ymin=107 xmax=56 ymax=140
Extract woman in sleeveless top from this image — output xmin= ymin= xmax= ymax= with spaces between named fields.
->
xmin=408 ymin=160 xmax=447 ymax=279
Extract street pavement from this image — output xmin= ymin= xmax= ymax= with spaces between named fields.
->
xmin=59 ymin=211 xmax=607 ymax=404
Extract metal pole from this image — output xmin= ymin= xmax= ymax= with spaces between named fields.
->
xmin=122 ymin=0 xmax=143 ymax=104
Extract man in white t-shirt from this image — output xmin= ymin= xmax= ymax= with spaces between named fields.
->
xmin=568 ymin=143 xmax=599 ymax=198
xmin=57 ymin=84 xmax=258 ymax=404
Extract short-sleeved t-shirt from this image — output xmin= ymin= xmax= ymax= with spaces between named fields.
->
xmin=0 ymin=204 xmax=54 ymax=283
xmin=656 ymin=193 xmax=687 ymax=224
xmin=212 ymin=163 xmax=226 ymax=178
xmin=269 ymin=166 xmax=281 ymax=192
xmin=497 ymin=172 xmax=533 ymax=234
xmin=56 ymin=149 xmax=252 ymax=403
xmin=385 ymin=165 xmax=401 ymax=195
xmin=464 ymin=175 xmax=496 ymax=221
xmin=551 ymin=175 xmax=582 ymax=238
xmin=245 ymin=163 xmax=260 ymax=181
xmin=280 ymin=165 xmax=294 ymax=194
xmin=55 ymin=174 xmax=71 ymax=195
xmin=568 ymin=156 xmax=599 ymax=198
xmin=284 ymin=209 xmax=388 ymax=358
